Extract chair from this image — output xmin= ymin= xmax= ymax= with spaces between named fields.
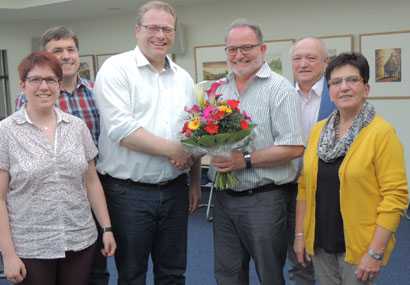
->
xmin=198 ymin=159 xmax=215 ymax=222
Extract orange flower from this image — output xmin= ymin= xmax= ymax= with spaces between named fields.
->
xmin=226 ymin=99 xmax=240 ymax=111
xmin=188 ymin=117 xmax=200 ymax=130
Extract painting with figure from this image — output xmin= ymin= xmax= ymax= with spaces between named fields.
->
xmin=375 ymin=48 xmax=401 ymax=82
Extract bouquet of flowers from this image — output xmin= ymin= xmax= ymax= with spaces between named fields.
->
xmin=181 ymin=81 xmax=255 ymax=190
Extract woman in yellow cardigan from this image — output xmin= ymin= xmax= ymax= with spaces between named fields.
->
xmin=294 ymin=52 xmax=408 ymax=285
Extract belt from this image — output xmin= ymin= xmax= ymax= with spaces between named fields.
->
xmin=224 ymin=182 xmax=292 ymax=197
xmin=102 ymin=173 xmax=187 ymax=188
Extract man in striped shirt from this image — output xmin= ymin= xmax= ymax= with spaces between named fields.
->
xmin=15 ymin=26 xmax=106 ymax=285
xmin=210 ymin=19 xmax=304 ymax=285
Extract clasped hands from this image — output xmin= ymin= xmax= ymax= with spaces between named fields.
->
xmin=168 ymin=142 xmax=194 ymax=170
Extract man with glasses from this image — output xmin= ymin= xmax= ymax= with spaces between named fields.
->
xmin=94 ymin=1 xmax=201 ymax=284
xmin=209 ymin=19 xmax=304 ymax=285
xmin=14 ymin=26 xmax=106 ymax=285
xmin=287 ymin=37 xmax=335 ymax=285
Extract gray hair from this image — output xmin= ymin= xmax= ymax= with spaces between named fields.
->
xmin=136 ymin=1 xmax=177 ymax=27
xmin=290 ymin=36 xmax=328 ymax=60
xmin=224 ymin=19 xmax=264 ymax=44
xmin=40 ymin=26 xmax=79 ymax=50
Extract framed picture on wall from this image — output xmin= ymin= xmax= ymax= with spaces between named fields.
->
xmin=194 ymin=44 xmax=227 ymax=83
xmin=360 ymin=30 xmax=410 ymax=99
xmin=79 ymin=55 xmax=96 ymax=81
xmin=194 ymin=39 xmax=294 ymax=83
xmin=319 ymin=34 xmax=353 ymax=61
xmin=96 ymin=53 xmax=117 ymax=71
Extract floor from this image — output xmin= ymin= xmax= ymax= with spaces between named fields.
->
xmin=1 ymin=204 xmax=410 ymax=285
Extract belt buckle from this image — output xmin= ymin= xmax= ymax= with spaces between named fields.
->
xmin=247 ymin=189 xmax=254 ymax=195
xmin=158 ymin=180 xmax=169 ymax=186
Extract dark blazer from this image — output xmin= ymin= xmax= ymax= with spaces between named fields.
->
xmin=317 ymin=79 xmax=335 ymax=121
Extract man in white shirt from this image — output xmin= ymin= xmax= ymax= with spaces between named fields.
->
xmin=94 ymin=1 xmax=201 ymax=284
xmin=287 ymin=37 xmax=335 ymax=285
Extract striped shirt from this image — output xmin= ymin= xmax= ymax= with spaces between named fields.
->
xmin=15 ymin=77 xmax=100 ymax=146
xmin=210 ymin=63 xmax=304 ymax=191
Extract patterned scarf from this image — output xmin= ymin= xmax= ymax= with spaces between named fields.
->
xmin=318 ymin=101 xmax=375 ymax=162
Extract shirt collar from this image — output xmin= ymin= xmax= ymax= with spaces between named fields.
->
xmin=13 ymin=107 xmax=71 ymax=126
xmin=77 ymin=76 xmax=93 ymax=89
xmin=134 ymin=46 xmax=176 ymax=73
xmin=295 ymin=76 xmax=325 ymax=98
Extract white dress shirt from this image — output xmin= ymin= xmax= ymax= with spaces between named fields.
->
xmin=295 ymin=76 xmax=324 ymax=143
xmin=95 ymin=46 xmax=194 ymax=183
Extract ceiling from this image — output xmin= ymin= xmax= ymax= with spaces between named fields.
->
xmin=0 ymin=0 xmax=223 ymax=23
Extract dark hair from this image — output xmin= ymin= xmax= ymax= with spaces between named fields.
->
xmin=325 ymin=52 xmax=370 ymax=84
xmin=18 ymin=51 xmax=63 ymax=82
xmin=225 ymin=18 xmax=264 ymax=44
xmin=136 ymin=1 xmax=177 ymax=27
xmin=40 ymin=26 xmax=79 ymax=50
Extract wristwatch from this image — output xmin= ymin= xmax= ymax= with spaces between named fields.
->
xmin=102 ymin=226 xmax=113 ymax=233
xmin=242 ymin=151 xmax=252 ymax=169
xmin=368 ymin=249 xmax=383 ymax=261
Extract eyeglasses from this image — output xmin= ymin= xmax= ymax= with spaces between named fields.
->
xmin=26 ymin=76 xmax=59 ymax=87
xmin=140 ymin=24 xmax=175 ymax=35
xmin=328 ymin=75 xmax=363 ymax=87
xmin=224 ymin=43 xmax=261 ymax=56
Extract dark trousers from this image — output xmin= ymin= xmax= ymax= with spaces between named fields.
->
xmin=101 ymin=175 xmax=189 ymax=285
xmin=20 ymin=243 xmax=96 ymax=285
xmin=88 ymin=218 xmax=110 ymax=285
xmin=213 ymin=186 xmax=289 ymax=285
xmin=286 ymin=184 xmax=315 ymax=285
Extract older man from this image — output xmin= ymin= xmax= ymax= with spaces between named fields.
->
xmin=287 ymin=37 xmax=336 ymax=285
xmin=15 ymin=26 xmax=106 ymax=285
xmin=94 ymin=1 xmax=200 ymax=284
xmin=209 ymin=19 xmax=304 ymax=285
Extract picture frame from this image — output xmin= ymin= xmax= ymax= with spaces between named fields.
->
xmin=193 ymin=38 xmax=295 ymax=83
xmin=318 ymin=34 xmax=353 ymax=61
xmin=78 ymin=55 xmax=96 ymax=81
xmin=360 ymin=30 xmax=410 ymax=99
xmin=96 ymin=53 xmax=117 ymax=71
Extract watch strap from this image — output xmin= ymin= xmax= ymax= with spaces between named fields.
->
xmin=243 ymin=151 xmax=252 ymax=169
xmin=368 ymin=249 xmax=383 ymax=261
xmin=102 ymin=226 xmax=113 ymax=233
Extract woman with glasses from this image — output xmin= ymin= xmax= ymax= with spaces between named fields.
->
xmin=0 ymin=51 xmax=116 ymax=285
xmin=294 ymin=52 xmax=408 ymax=285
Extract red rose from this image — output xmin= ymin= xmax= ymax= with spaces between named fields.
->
xmin=204 ymin=122 xmax=219 ymax=134
xmin=240 ymin=120 xmax=249 ymax=130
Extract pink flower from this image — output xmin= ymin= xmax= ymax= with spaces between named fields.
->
xmin=203 ymin=105 xmax=216 ymax=120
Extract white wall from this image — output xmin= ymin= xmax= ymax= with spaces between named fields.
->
xmin=2 ymin=0 xmax=410 ymax=179
xmin=0 ymin=21 xmax=50 ymax=103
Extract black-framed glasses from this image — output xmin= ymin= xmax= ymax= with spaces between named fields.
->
xmin=224 ymin=43 xmax=261 ymax=56
xmin=26 ymin=76 xmax=59 ymax=87
xmin=140 ymin=24 xmax=175 ymax=35
xmin=328 ymin=75 xmax=363 ymax=88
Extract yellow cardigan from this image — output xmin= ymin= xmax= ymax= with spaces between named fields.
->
xmin=297 ymin=115 xmax=408 ymax=265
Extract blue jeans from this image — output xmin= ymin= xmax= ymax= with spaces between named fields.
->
xmin=101 ymin=174 xmax=189 ymax=285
